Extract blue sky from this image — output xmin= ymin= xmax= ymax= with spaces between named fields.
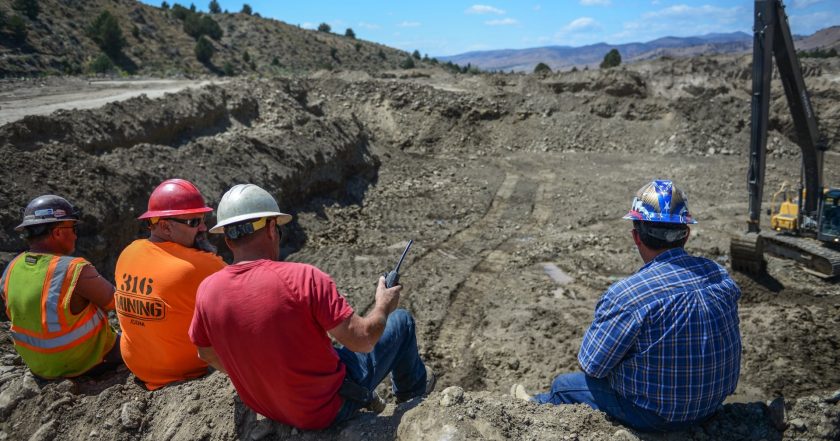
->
xmin=146 ymin=1 xmax=840 ymax=56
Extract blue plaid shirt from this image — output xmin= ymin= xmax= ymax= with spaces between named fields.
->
xmin=578 ymin=248 xmax=741 ymax=422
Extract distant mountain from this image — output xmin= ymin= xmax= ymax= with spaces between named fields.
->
xmin=795 ymin=26 xmax=840 ymax=51
xmin=439 ymin=32 xmax=756 ymax=72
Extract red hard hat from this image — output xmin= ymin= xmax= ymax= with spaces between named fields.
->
xmin=137 ymin=179 xmax=213 ymax=220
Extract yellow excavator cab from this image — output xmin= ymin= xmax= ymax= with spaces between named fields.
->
xmin=769 ymin=182 xmax=798 ymax=232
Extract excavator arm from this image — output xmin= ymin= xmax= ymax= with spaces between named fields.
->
xmin=732 ymin=0 xmax=839 ymax=277
xmin=747 ymin=0 xmax=825 ymax=234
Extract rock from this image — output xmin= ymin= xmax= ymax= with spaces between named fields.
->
xmin=440 ymin=386 xmax=464 ymax=407
xmin=825 ymin=389 xmax=840 ymax=404
xmin=766 ymin=397 xmax=786 ymax=430
xmin=27 ymin=420 xmax=56 ymax=441
xmin=789 ymin=418 xmax=806 ymax=430
xmin=612 ymin=429 xmax=638 ymax=440
xmin=120 ymin=401 xmax=144 ymax=429
xmin=0 ymin=373 xmax=40 ymax=416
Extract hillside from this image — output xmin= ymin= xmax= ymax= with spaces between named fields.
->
xmin=0 ymin=0 xmax=416 ymax=77
xmin=440 ymin=29 xmax=840 ymax=72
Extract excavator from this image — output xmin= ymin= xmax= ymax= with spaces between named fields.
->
xmin=729 ymin=0 xmax=840 ymax=278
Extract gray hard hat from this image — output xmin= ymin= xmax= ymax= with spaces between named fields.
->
xmin=15 ymin=195 xmax=81 ymax=232
xmin=209 ymin=184 xmax=292 ymax=234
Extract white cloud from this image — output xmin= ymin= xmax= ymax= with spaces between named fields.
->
xmin=466 ymin=5 xmax=506 ymax=15
xmin=789 ymin=11 xmax=840 ymax=34
xmin=533 ymin=4 xmax=542 ymax=11
xmin=563 ymin=17 xmax=601 ymax=32
xmin=792 ymin=0 xmax=824 ymax=7
xmin=486 ymin=18 xmax=519 ymax=26
xmin=643 ymin=4 xmax=738 ymax=19
xmin=398 ymin=21 xmax=421 ymax=28
xmin=357 ymin=22 xmax=380 ymax=30
xmin=580 ymin=0 xmax=611 ymax=5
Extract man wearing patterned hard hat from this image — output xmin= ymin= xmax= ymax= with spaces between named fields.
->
xmin=188 ymin=183 xmax=434 ymax=430
xmin=114 ymin=179 xmax=225 ymax=390
xmin=513 ymin=180 xmax=742 ymax=432
xmin=1 ymin=195 xmax=121 ymax=379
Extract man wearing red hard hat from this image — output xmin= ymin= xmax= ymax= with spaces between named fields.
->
xmin=114 ymin=179 xmax=226 ymax=390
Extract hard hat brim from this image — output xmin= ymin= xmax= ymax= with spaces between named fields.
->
xmin=14 ymin=218 xmax=80 ymax=232
xmin=137 ymin=206 xmax=213 ymax=220
xmin=623 ymin=210 xmax=697 ymax=224
xmin=209 ymin=211 xmax=292 ymax=234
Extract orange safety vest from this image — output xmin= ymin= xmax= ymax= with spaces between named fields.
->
xmin=1 ymin=252 xmax=116 ymax=379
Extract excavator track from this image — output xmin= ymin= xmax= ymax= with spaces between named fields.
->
xmin=761 ymin=233 xmax=840 ymax=278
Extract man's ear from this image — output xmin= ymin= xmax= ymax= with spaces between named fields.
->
xmin=631 ymin=228 xmax=642 ymax=248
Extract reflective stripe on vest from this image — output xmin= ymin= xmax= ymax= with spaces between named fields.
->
xmin=12 ymin=309 xmax=105 ymax=349
xmin=1 ymin=255 xmax=22 ymax=318
xmin=45 ymin=256 xmax=74 ymax=332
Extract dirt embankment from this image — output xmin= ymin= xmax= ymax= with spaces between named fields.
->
xmin=1 ymin=55 xmax=840 ymax=441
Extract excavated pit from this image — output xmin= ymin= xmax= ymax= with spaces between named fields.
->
xmin=1 ymin=54 xmax=840 ymax=441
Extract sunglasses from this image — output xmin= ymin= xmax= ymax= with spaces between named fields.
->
xmin=164 ymin=217 xmax=203 ymax=228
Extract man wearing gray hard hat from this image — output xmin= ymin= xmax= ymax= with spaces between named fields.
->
xmin=189 ymin=184 xmax=434 ymax=430
xmin=1 ymin=195 xmax=121 ymax=379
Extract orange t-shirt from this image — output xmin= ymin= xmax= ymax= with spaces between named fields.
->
xmin=115 ymin=239 xmax=225 ymax=390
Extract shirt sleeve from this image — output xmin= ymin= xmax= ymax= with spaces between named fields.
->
xmin=188 ymin=280 xmax=212 ymax=347
xmin=578 ymin=286 xmax=641 ymax=378
xmin=307 ymin=266 xmax=354 ymax=331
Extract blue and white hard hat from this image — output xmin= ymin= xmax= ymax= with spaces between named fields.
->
xmin=623 ymin=180 xmax=697 ymax=224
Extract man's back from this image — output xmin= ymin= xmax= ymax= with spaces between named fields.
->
xmin=579 ymin=248 xmax=741 ymax=422
xmin=115 ymin=239 xmax=225 ymax=389
xmin=189 ymin=260 xmax=353 ymax=430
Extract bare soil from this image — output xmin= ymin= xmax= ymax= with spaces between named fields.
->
xmin=1 ymin=54 xmax=839 ymax=441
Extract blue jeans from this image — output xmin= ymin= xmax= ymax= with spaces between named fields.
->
xmin=331 ymin=309 xmax=428 ymax=425
xmin=532 ymin=372 xmax=704 ymax=432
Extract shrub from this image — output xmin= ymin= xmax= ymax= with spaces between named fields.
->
xmin=222 ymin=61 xmax=235 ymax=76
xmin=131 ymin=24 xmax=140 ymax=39
xmin=240 ymin=4 xmax=252 ymax=15
xmin=533 ymin=62 xmax=551 ymax=74
xmin=344 ymin=28 xmax=355 ymax=39
xmin=317 ymin=22 xmax=331 ymax=33
xmin=271 ymin=57 xmax=280 ymax=66
xmin=571 ymin=66 xmax=578 ymax=72
xmin=12 ymin=0 xmax=39 ymax=20
xmin=799 ymin=48 xmax=839 ymax=58
xmin=377 ymin=49 xmax=386 ymax=60
xmin=184 ymin=13 xmax=222 ymax=40
xmin=354 ymin=42 xmax=362 ymax=52
xmin=430 ymin=57 xmax=439 ymax=65
xmin=171 ymin=4 xmax=189 ymax=20
xmin=208 ymin=0 xmax=220 ymax=13
xmin=161 ymin=1 xmax=170 ymax=9
xmin=0 ymin=10 xmax=6 ymax=30
xmin=242 ymin=50 xmax=250 ymax=63
xmin=194 ymin=36 xmax=214 ymax=63
xmin=189 ymin=3 xmax=196 ymax=12
xmin=600 ymin=48 xmax=621 ymax=69
xmin=88 ymin=11 xmax=126 ymax=58
xmin=400 ymin=56 xmax=415 ymax=69
xmin=89 ymin=53 xmax=115 ymax=73
xmin=9 ymin=14 xmax=26 ymax=44
xmin=412 ymin=49 xmax=420 ymax=60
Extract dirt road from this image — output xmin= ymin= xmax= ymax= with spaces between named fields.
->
xmin=0 ymin=79 xmax=221 ymax=125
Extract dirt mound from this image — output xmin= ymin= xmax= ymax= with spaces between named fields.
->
xmin=1 ymin=54 xmax=840 ymax=440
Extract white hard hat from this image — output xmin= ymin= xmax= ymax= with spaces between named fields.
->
xmin=209 ymin=184 xmax=292 ymax=234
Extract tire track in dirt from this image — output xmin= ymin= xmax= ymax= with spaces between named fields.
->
xmin=413 ymin=171 xmax=548 ymax=389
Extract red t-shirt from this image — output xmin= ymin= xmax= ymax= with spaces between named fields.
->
xmin=188 ymin=260 xmax=354 ymax=429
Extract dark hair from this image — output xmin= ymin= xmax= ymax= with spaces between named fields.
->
xmin=22 ymin=224 xmax=53 ymax=240
xmin=633 ymin=220 xmax=689 ymax=250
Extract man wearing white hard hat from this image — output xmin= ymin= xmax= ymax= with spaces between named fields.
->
xmin=189 ymin=184 xmax=434 ymax=430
